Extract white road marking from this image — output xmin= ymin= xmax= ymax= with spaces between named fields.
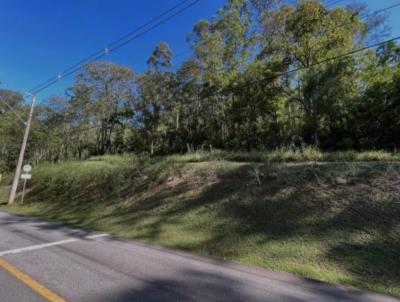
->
xmin=0 ymin=233 xmax=108 ymax=256
xmin=85 ymin=233 xmax=109 ymax=239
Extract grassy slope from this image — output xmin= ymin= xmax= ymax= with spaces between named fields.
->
xmin=0 ymin=184 xmax=9 ymax=204
xmin=1 ymin=152 xmax=399 ymax=297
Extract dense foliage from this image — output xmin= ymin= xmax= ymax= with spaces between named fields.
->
xmin=1 ymin=0 xmax=399 ymax=170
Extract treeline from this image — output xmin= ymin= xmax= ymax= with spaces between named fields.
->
xmin=1 ymin=0 xmax=400 ymax=169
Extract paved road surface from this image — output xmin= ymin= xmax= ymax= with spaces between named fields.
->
xmin=0 ymin=211 xmax=398 ymax=302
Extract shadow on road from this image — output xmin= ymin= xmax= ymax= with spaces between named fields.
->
xmin=87 ymin=268 xmax=395 ymax=302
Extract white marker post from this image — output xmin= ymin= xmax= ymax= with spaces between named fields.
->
xmin=20 ymin=164 xmax=32 ymax=204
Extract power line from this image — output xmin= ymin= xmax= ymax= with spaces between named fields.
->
xmin=325 ymin=0 xmax=346 ymax=6
xmin=31 ymin=1 xmax=400 ymax=140
xmin=250 ymin=35 xmax=400 ymax=88
xmin=42 ymin=35 xmax=400 ymax=141
xmin=150 ymin=0 xmax=398 ymax=73
xmin=39 ymin=47 xmax=195 ymax=143
xmin=326 ymin=1 xmax=400 ymax=24
xmin=29 ymin=0 xmax=200 ymax=95
xmin=29 ymin=0 xmax=196 ymax=93
xmin=7 ymin=0 xmax=200 ymax=200
xmin=0 ymin=98 xmax=26 ymax=125
xmin=360 ymin=2 xmax=400 ymax=20
xmin=303 ymin=2 xmax=400 ymax=63
xmin=283 ymin=1 xmax=400 ymax=35
xmin=27 ymin=0 xmax=399 ymax=97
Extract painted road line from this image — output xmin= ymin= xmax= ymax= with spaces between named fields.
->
xmin=0 ymin=258 xmax=67 ymax=302
xmin=86 ymin=233 xmax=109 ymax=239
xmin=0 ymin=233 xmax=108 ymax=256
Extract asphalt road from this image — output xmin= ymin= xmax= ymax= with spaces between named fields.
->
xmin=0 ymin=211 xmax=398 ymax=302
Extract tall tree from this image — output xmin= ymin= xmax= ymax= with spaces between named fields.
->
xmin=262 ymin=1 xmax=366 ymax=146
xmin=71 ymin=62 xmax=134 ymax=155
xmin=137 ymin=42 xmax=173 ymax=155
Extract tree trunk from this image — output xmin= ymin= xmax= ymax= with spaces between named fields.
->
xmin=312 ymin=99 xmax=319 ymax=148
xmin=148 ymin=130 xmax=154 ymax=156
xmin=150 ymin=138 xmax=154 ymax=156
xmin=175 ymin=111 xmax=180 ymax=130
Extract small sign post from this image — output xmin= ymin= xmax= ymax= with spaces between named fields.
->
xmin=20 ymin=164 xmax=32 ymax=204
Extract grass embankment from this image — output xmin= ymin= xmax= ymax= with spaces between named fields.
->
xmin=0 ymin=183 xmax=9 ymax=203
xmin=1 ymin=151 xmax=399 ymax=297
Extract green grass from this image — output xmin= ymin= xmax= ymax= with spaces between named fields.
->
xmin=163 ymin=148 xmax=400 ymax=163
xmin=1 ymin=152 xmax=400 ymax=298
xmin=0 ymin=173 xmax=11 ymax=205
xmin=0 ymin=185 xmax=9 ymax=205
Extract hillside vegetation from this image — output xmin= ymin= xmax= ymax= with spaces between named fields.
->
xmin=1 ymin=151 xmax=399 ymax=297
xmin=2 ymin=1 xmax=400 ymax=172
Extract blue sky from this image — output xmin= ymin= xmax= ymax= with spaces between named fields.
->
xmin=0 ymin=0 xmax=399 ymax=102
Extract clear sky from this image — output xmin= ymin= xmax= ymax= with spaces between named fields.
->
xmin=0 ymin=0 xmax=399 ymax=103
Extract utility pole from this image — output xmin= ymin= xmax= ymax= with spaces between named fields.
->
xmin=8 ymin=94 xmax=36 ymax=205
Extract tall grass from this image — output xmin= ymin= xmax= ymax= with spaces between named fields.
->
xmin=166 ymin=148 xmax=400 ymax=163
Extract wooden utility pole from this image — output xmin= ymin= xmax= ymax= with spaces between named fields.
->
xmin=8 ymin=94 xmax=36 ymax=204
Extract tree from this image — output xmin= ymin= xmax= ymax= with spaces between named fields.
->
xmin=137 ymin=42 xmax=174 ymax=155
xmin=188 ymin=0 xmax=255 ymax=148
xmin=71 ymin=62 xmax=134 ymax=155
xmin=0 ymin=90 xmax=25 ymax=171
xmin=0 ymin=89 xmax=23 ymax=115
xmin=351 ymin=44 xmax=400 ymax=150
xmin=262 ymin=1 xmax=367 ymax=147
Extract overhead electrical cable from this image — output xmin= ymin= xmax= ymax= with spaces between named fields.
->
xmin=325 ymin=0 xmax=346 ymax=6
xmin=27 ymin=0 xmax=400 ymax=97
xmin=28 ymin=0 xmax=200 ymax=95
xmin=34 ymin=1 xmax=400 ymax=140
xmin=238 ymin=35 xmax=400 ymax=90
xmin=0 ymin=98 xmax=26 ymax=125
xmin=52 ymin=35 xmax=400 ymax=139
